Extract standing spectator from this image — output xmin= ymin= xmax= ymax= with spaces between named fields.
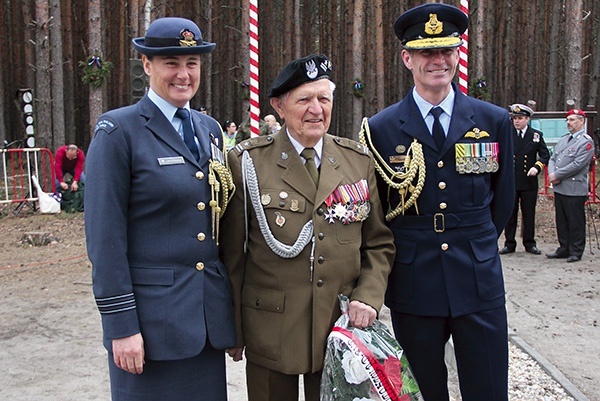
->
xmin=85 ymin=17 xmax=235 ymax=400
xmin=546 ymin=109 xmax=594 ymax=262
xmin=198 ymin=105 xmax=208 ymax=114
xmin=235 ymin=109 xmax=270 ymax=144
xmin=222 ymin=54 xmax=394 ymax=401
xmin=223 ymin=120 xmax=237 ymax=150
xmin=499 ymin=104 xmax=550 ymax=255
xmin=361 ymin=4 xmax=514 ymax=400
xmin=264 ymin=114 xmax=281 ymax=134
xmin=55 ymin=144 xmax=85 ymax=191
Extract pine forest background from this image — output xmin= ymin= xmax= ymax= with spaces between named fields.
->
xmin=0 ymin=0 xmax=599 ymax=152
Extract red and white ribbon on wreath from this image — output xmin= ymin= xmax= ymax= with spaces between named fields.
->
xmin=331 ymin=327 xmax=401 ymax=401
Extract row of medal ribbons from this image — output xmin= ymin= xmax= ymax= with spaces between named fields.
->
xmin=455 ymin=142 xmax=499 ymax=174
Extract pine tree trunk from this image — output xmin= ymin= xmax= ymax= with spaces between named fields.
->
xmin=50 ymin=0 xmax=65 ymax=149
xmin=87 ymin=0 xmax=103 ymax=139
xmin=565 ymin=0 xmax=583 ymax=108
xmin=35 ymin=0 xmax=53 ymax=149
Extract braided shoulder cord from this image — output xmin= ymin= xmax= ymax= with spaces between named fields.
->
xmin=208 ymin=160 xmax=236 ymax=244
xmin=241 ymin=151 xmax=314 ymax=258
xmin=358 ymin=117 xmax=426 ymax=221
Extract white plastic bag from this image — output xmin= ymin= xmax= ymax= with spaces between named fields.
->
xmin=31 ymin=175 xmax=61 ymax=214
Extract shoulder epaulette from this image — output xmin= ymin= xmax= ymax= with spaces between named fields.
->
xmin=94 ymin=117 xmax=118 ymax=135
xmin=332 ymin=135 xmax=370 ymax=156
xmin=583 ymin=133 xmax=592 ymax=141
xmin=231 ymin=135 xmax=275 ymax=155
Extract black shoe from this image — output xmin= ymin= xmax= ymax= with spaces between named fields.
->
xmin=525 ymin=246 xmax=542 ymax=255
xmin=567 ymin=256 xmax=581 ymax=263
xmin=498 ymin=247 xmax=515 ymax=255
xmin=546 ymin=252 xmax=568 ymax=259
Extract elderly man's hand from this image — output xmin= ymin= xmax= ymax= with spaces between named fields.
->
xmin=348 ymin=300 xmax=377 ymax=328
xmin=113 ymin=333 xmax=145 ymax=374
xmin=227 ymin=347 xmax=244 ymax=362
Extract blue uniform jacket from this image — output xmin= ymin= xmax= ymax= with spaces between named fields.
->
xmin=368 ymin=85 xmax=514 ymax=317
xmin=85 ymin=96 xmax=236 ymax=360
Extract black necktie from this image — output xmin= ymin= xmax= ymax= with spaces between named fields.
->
xmin=430 ymin=107 xmax=445 ymax=151
xmin=175 ymin=108 xmax=200 ymax=161
xmin=518 ymin=130 xmax=523 ymax=139
xmin=301 ymin=148 xmax=319 ymax=185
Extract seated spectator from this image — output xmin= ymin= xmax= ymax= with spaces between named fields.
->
xmin=55 ymin=144 xmax=85 ymax=192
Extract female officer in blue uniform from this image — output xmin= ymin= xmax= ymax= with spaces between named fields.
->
xmin=85 ymin=17 xmax=235 ymax=400
xmin=361 ymin=4 xmax=514 ymax=400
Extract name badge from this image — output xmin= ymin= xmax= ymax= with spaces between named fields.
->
xmin=158 ymin=156 xmax=185 ymax=166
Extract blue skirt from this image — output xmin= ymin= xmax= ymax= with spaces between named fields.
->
xmin=108 ymin=343 xmax=227 ymax=401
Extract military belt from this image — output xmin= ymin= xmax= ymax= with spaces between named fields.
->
xmin=390 ymin=209 xmax=491 ymax=233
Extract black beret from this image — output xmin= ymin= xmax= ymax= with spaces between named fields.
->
xmin=268 ymin=54 xmax=333 ymax=98
xmin=132 ymin=17 xmax=215 ymax=56
xmin=394 ymin=3 xmax=468 ymax=50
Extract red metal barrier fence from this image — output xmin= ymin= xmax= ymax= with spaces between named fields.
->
xmin=1 ymin=148 xmax=55 ymax=208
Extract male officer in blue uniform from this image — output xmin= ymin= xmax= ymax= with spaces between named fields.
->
xmin=499 ymin=104 xmax=549 ymax=255
xmin=85 ymin=17 xmax=236 ymax=400
xmin=360 ymin=3 xmax=514 ymax=400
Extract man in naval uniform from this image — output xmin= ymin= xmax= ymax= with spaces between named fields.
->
xmin=360 ymin=3 xmax=514 ymax=400
xmin=546 ymin=109 xmax=594 ymax=262
xmin=85 ymin=17 xmax=236 ymax=400
xmin=499 ymin=104 xmax=549 ymax=255
xmin=221 ymin=54 xmax=395 ymax=401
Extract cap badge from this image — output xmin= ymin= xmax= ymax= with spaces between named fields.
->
xmin=179 ymin=29 xmax=197 ymax=47
xmin=425 ymin=13 xmax=443 ymax=35
xmin=305 ymin=60 xmax=318 ymax=79
xmin=320 ymin=60 xmax=332 ymax=73
xmin=513 ymin=106 xmax=521 ymax=113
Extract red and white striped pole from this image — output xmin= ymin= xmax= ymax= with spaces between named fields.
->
xmin=249 ymin=0 xmax=260 ymax=137
xmin=458 ymin=0 xmax=469 ymax=95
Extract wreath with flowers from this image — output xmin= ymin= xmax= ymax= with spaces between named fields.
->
xmin=79 ymin=54 xmax=113 ymax=89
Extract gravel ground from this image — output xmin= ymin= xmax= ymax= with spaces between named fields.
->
xmin=1 ymin=204 xmax=598 ymax=400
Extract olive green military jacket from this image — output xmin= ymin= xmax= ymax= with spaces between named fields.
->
xmin=220 ymin=128 xmax=395 ymax=374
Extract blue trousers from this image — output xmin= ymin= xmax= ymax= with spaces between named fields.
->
xmin=391 ymin=306 xmax=508 ymax=401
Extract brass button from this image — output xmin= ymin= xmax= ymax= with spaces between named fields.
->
xmin=197 ymin=202 xmax=206 ymax=211
xmin=318 ymin=256 xmax=325 ymax=264
xmin=195 ymin=171 xmax=204 ymax=180
xmin=441 ymin=243 xmax=449 ymax=251
xmin=437 ymin=161 xmax=444 ymax=168
xmin=318 ymin=232 xmax=325 ymax=240
xmin=317 ymin=208 xmax=324 ymax=216
xmin=439 ymin=202 xmax=447 ymax=210
xmin=438 ymin=182 xmax=446 ymax=190
xmin=196 ymin=262 xmax=205 ymax=271
xmin=317 ymin=279 xmax=324 ymax=287
xmin=197 ymin=233 xmax=206 ymax=241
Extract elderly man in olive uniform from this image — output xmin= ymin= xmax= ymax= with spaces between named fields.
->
xmin=221 ymin=54 xmax=394 ymax=401
xmin=499 ymin=104 xmax=550 ymax=255
xmin=546 ymin=109 xmax=594 ymax=262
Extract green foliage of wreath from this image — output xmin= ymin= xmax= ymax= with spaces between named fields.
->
xmin=79 ymin=55 xmax=113 ymax=89
xmin=469 ymin=77 xmax=491 ymax=102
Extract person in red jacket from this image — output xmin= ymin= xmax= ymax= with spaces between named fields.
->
xmin=55 ymin=144 xmax=85 ymax=191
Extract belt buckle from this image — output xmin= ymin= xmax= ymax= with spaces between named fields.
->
xmin=434 ymin=213 xmax=445 ymax=233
